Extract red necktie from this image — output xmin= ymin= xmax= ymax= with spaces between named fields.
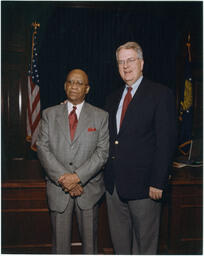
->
xmin=69 ymin=106 xmax=78 ymax=141
xmin=120 ymin=87 xmax=132 ymax=127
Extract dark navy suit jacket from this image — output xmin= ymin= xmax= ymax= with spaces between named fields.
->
xmin=104 ymin=77 xmax=177 ymax=200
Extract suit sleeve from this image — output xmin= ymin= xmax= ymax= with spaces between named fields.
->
xmin=74 ymin=112 xmax=109 ymax=185
xmin=150 ymin=89 xmax=178 ymax=189
xmin=36 ymin=110 xmax=69 ymax=185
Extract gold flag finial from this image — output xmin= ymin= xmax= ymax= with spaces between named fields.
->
xmin=187 ymin=33 xmax=190 ymax=43
xmin=30 ymin=21 xmax=40 ymax=69
xmin=32 ymin=21 xmax=40 ymax=31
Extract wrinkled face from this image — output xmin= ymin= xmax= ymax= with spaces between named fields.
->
xmin=117 ymin=48 xmax=144 ymax=86
xmin=65 ymin=70 xmax=90 ymax=105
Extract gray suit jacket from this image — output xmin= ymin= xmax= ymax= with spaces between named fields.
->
xmin=36 ymin=102 xmax=109 ymax=213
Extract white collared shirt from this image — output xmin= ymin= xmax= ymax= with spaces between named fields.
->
xmin=116 ymin=76 xmax=143 ymax=133
xmin=67 ymin=100 xmax=84 ymax=120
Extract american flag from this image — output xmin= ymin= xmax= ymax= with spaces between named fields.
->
xmin=26 ymin=22 xmax=41 ymax=151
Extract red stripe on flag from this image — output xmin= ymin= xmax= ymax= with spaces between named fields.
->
xmin=31 ymin=112 xmax=41 ymax=133
xmin=26 ymin=77 xmax=41 ymax=151
xmin=32 ymin=91 xmax=40 ymax=113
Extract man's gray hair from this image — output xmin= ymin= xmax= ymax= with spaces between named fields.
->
xmin=116 ymin=41 xmax=143 ymax=60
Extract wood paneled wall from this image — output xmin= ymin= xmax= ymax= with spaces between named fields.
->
xmin=2 ymin=4 xmax=29 ymax=166
xmin=2 ymin=161 xmax=202 ymax=254
xmin=2 ymin=160 xmax=114 ymax=254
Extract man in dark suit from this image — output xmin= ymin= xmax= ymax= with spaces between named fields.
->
xmin=104 ymin=41 xmax=177 ymax=254
xmin=37 ymin=69 xmax=109 ymax=254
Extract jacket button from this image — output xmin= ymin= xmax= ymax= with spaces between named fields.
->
xmin=111 ymin=156 xmax=115 ymax=160
xmin=69 ymin=162 xmax=73 ymax=166
xmin=115 ymin=140 xmax=119 ymax=144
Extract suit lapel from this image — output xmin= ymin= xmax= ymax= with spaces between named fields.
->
xmin=56 ymin=102 xmax=93 ymax=144
xmin=119 ymin=78 xmax=148 ymax=135
xmin=56 ymin=104 xmax=72 ymax=144
xmin=72 ymin=102 xmax=91 ymax=143
xmin=110 ymin=87 xmax=124 ymax=138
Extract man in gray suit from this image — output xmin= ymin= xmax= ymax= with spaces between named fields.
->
xmin=37 ymin=69 xmax=109 ymax=254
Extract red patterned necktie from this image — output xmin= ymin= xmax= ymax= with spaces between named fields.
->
xmin=120 ymin=87 xmax=132 ymax=127
xmin=69 ymin=106 xmax=78 ymax=141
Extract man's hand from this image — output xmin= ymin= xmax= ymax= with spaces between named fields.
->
xmin=58 ymin=173 xmax=80 ymax=192
xmin=149 ymin=186 xmax=163 ymax=200
xmin=60 ymin=100 xmax=68 ymax=105
xmin=69 ymin=184 xmax=83 ymax=197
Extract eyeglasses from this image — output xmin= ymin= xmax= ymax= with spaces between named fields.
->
xmin=66 ymin=80 xmax=87 ymax=87
xmin=117 ymin=57 xmax=140 ymax=66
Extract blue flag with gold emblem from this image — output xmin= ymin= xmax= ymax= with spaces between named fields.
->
xmin=178 ymin=34 xmax=193 ymax=156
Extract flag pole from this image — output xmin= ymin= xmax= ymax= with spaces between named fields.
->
xmin=26 ymin=21 xmax=41 ymax=151
xmin=31 ymin=22 xmax=40 ymax=72
xmin=186 ymin=33 xmax=193 ymax=161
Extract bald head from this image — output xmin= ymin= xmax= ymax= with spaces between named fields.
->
xmin=66 ymin=69 xmax=89 ymax=85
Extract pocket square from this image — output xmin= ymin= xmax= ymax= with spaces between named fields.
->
xmin=88 ymin=128 xmax=96 ymax=132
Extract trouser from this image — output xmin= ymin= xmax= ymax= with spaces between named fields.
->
xmin=50 ymin=199 xmax=98 ymax=254
xmin=106 ymin=187 xmax=161 ymax=255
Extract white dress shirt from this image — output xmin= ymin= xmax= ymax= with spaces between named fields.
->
xmin=67 ymin=100 xmax=84 ymax=120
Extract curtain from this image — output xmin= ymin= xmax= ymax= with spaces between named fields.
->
xmin=39 ymin=6 xmax=178 ymax=110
